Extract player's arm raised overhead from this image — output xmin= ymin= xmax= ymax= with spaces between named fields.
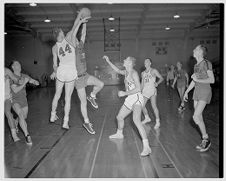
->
xmin=66 ymin=12 xmax=90 ymax=45
xmin=80 ymin=23 xmax=86 ymax=44
xmin=103 ymin=55 xmax=125 ymax=75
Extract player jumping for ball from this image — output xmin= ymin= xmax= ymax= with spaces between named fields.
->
xmin=50 ymin=11 xmax=89 ymax=129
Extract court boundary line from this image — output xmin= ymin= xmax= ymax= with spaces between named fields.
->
xmin=89 ymin=111 xmax=108 ymax=178
xmin=145 ymin=89 xmax=183 ymax=178
xmin=149 ymin=127 xmax=183 ymax=178
xmin=131 ymin=128 xmax=148 ymax=178
xmin=24 ymin=130 xmax=68 ymax=178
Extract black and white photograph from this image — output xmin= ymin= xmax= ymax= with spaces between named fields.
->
xmin=2 ymin=0 xmax=224 ymax=179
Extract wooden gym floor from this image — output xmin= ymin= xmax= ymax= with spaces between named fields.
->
xmin=4 ymin=84 xmax=220 ymax=178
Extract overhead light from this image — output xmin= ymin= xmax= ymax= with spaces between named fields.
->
xmin=110 ymin=28 xmax=115 ymax=32
xmin=173 ymin=14 xmax=180 ymax=19
xmin=29 ymin=3 xmax=37 ymax=7
xmin=108 ymin=16 xmax=115 ymax=21
xmin=165 ymin=26 xmax=171 ymax=30
xmin=44 ymin=17 xmax=51 ymax=23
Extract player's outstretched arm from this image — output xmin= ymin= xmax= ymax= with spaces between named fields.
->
xmin=103 ymin=55 xmax=125 ymax=75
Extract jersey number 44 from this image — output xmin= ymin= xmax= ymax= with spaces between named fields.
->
xmin=59 ymin=44 xmax=72 ymax=57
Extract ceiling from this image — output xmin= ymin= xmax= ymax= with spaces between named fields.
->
xmin=5 ymin=3 xmax=220 ymax=40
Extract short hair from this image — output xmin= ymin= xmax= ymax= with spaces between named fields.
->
xmin=199 ymin=45 xmax=208 ymax=58
xmin=52 ymin=28 xmax=62 ymax=41
xmin=145 ymin=58 xmax=152 ymax=64
xmin=128 ymin=56 xmax=136 ymax=66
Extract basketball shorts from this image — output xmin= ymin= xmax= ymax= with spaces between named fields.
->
xmin=74 ymin=72 xmax=90 ymax=90
xmin=193 ymin=84 xmax=212 ymax=104
xmin=12 ymin=96 xmax=28 ymax=108
xmin=56 ymin=65 xmax=77 ymax=83
xmin=142 ymin=87 xmax=157 ymax=99
xmin=5 ymin=99 xmax=12 ymax=113
xmin=124 ymin=92 xmax=144 ymax=110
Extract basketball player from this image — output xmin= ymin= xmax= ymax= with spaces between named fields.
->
xmin=10 ymin=61 xmax=39 ymax=145
xmin=49 ymin=12 xmax=89 ymax=129
xmin=73 ymin=17 xmax=104 ymax=134
xmin=103 ymin=55 xmax=151 ymax=156
xmin=184 ymin=45 xmax=214 ymax=152
xmin=5 ymin=67 xmax=20 ymax=142
xmin=172 ymin=62 xmax=189 ymax=112
xmin=141 ymin=58 xmax=164 ymax=129
xmin=167 ymin=65 xmax=175 ymax=87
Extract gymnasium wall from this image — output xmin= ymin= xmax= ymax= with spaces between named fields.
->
xmin=4 ymin=30 xmax=220 ymax=84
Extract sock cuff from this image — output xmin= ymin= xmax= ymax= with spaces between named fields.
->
xmin=90 ymin=92 xmax=96 ymax=98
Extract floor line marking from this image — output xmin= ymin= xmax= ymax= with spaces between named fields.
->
xmin=131 ymin=128 xmax=148 ymax=178
xmin=89 ymin=111 xmax=108 ymax=178
xmin=25 ymin=130 xmax=68 ymax=178
xmin=149 ymin=128 xmax=183 ymax=178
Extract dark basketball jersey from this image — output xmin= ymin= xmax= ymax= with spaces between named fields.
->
xmin=194 ymin=60 xmax=212 ymax=80
xmin=75 ymin=41 xmax=87 ymax=75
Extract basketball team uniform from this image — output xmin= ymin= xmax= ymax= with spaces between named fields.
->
xmin=123 ymin=72 xmax=144 ymax=110
xmin=193 ymin=60 xmax=212 ymax=104
xmin=176 ymin=69 xmax=187 ymax=88
xmin=5 ymin=76 xmax=12 ymax=101
xmin=142 ymin=70 xmax=157 ymax=99
xmin=5 ymin=75 xmax=13 ymax=112
xmin=74 ymin=41 xmax=90 ymax=90
xmin=56 ymin=38 xmax=77 ymax=82
xmin=167 ymin=70 xmax=175 ymax=84
xmin=11 ymin=74 xmax=29 ymax=108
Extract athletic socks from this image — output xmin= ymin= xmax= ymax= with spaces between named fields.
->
xmin=50 ymin=111 xmax=58 ymax=123
xmin=141 ymin=139 xmax=152 ymax=156
xmin=90 ymin=92 xmax=96 ymax=99
xmin=62 ymin=117 xmax=69 ymax=130
xmin=154 ymin=119 xmax=160 ymax=129
xmin=109 ymin=129 xmax=124 ymax=139
xmin=11 ymin=129 xmax=20 ymax=142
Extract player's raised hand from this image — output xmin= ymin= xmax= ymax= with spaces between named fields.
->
xmin=103 ymin=55 xmax=109 ymax=62
xmin=81 ymin=17 xmax=90 ymax=23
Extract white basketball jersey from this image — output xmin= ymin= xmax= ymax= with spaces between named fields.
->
xmin=56 ymin=39 xmax=76 ymax=67
xmin=124 ymin=72 xmax=136 ymax=91
xmin=143 ymin=69 xmax=156 ymax=88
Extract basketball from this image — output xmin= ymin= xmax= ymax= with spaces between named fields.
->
xmin=80 ymin=8 xmax=91 ymax=19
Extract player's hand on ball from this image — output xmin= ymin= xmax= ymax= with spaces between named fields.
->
xmin=81 ymin=17 xmax=90 ymax=23
xmin=118 ymin=91 xmax=126 ymax=97
xmin=50 ymin=72 xmax=56 ymax=80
